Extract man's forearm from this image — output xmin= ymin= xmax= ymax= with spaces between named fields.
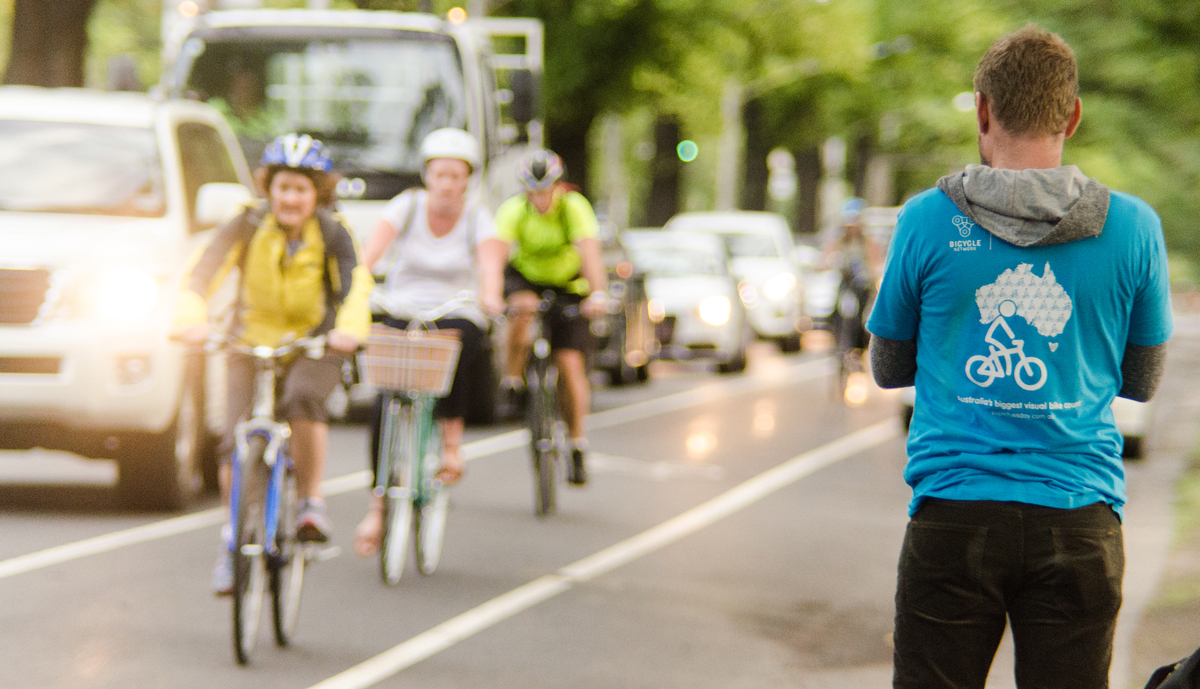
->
xmin=1119 ymin=342 xmax=1167 ymax=402
xmin=870 ymin=336 xmax=917 ymax=388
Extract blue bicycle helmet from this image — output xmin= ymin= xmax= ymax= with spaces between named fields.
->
xmin=261 ymin=133 xmax=333 ymax=172
xmin=840 ymin=197 xmax=867 ymax=224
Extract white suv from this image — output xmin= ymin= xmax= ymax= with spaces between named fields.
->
xmin=0 ymin=87 xmax=253 ymax=509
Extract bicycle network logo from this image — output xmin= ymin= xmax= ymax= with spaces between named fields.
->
xmin=952 ymin=215 xmax=975 ymax=237
xmin=967 ymin=263 xmax=1072 ymax=391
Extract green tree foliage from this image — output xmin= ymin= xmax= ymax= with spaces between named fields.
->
xmin=85 ymin=0 xmax=161 ymax=89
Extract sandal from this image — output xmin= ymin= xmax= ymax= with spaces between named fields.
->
xmin=353 ymin=508 xmax=383 ymax=558
xmin=435 ymin=463 xmax=465 ymax=487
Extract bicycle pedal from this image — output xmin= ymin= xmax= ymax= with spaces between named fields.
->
xmin=302 ymin=544 xmax=341 ymax=563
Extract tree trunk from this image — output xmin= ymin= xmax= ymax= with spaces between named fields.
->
xmin=4 ymin=0 xmax=98 ymax=88
xmin=547 ymin=114 xmax=594 ymax=197
xmin=794 ymin=146 xmax=821 ymax=237
xmin=645 ymin=114 xmax=681 ymax=227
xmin=740 ymin=98 xmax=768 ymax=212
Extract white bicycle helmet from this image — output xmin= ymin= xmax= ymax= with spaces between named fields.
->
xmin=419 ymin=128 xmax=482 ymax=172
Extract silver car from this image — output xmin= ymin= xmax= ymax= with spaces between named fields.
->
xmin=623 ymin=230 xmax=751 ymax=374
xmin=664 ymin=211 xmax=804 ymax=352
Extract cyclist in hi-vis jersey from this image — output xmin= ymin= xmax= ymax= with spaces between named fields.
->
xmin=494 ymin=150 xmax=608 ymax=486
xmin=175 ymin=133 xmax=373 ymax=595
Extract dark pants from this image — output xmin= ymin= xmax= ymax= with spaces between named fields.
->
xmin=221 ymin=350 xmax=346 ymax=465
xmin=894 ymin=499 xmax=1124 ymax=689
xmin=367 ymin=316 xmax=485 ymax=478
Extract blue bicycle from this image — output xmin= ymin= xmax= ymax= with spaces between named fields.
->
xmin=218 ymin=335 xmax=331 ymax=665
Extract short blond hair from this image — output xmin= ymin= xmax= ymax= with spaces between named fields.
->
xmin=973 ymin=24 xmax=1078 ymax=136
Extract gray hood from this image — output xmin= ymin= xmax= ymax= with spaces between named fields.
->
xmin=936 ymin=164 xmax=1110 ymax=247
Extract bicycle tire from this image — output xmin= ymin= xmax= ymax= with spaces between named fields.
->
xmin=232 ymin=435 xmax=269 ymax=665
xmin=965 ymin=354 xmax=998 ymax=387
xmin=527 ymin=362 xmax=557 ymax=517
xmin=1015 ymin=356 xmax=1047 ymax=391
xmin=380 ymin=400 xmax=415 ymax=586
xmin=270 ymin=460 xmax=305 ymax=647
xmin=414 ymin=413 xmax=448 ymax=575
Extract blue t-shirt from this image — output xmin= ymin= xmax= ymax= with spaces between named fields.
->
xmin=868 ymin=188 xmax=1172 ymax=517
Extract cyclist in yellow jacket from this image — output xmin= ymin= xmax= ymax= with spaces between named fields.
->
xmin=174 ymin=133 xmax=372 ymax=594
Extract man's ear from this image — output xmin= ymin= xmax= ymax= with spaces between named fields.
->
xmin=975 ymin=92 xmax=990 ymax=135
xmin=1064 ymin=97 xmax=1082 ymax=139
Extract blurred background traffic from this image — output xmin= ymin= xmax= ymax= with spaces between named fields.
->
xmin=0 ymin=0 xmax=1188 ymax=506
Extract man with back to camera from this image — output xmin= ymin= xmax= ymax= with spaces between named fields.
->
xmin=868 ymin=25 xmax=1172 ymax=688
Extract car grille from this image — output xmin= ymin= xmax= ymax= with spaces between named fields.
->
xmin=0 ymin=268 xmax=52 ymax=325
xmin=0 ymin=356 xmax=61 ymax=374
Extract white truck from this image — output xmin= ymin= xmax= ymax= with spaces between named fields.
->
xmin=159 ymin=7 xmax=545 ymax=415
xmin=160 ymin=8 xmax=544 ymax=232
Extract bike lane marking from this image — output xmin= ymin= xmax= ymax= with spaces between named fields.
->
xmin=0 ymin=357 xmax=831 ymax=582
xmin=305 ymin=420 xmax=899 ymax=689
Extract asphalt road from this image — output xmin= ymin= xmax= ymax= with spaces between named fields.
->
xmin=0 ymin=332 xmax=1193 ymax=689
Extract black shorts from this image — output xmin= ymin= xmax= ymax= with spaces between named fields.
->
xmin=503 ymin=264 xmax=591 ymax=352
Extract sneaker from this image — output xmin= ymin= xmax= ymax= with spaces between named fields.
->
xmin=212 ymin=549 xmax=233 ymax=596
xmin=568 ymin=447 xmax=588 ymax=486
xmin=499 ymin=384 xmax=528 ymax=421
xmin=296 ymin=497 xmax=332 ymax=543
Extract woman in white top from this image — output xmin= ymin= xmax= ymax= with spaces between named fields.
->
xmin=353 ymin=128 xmax=507 ymax=557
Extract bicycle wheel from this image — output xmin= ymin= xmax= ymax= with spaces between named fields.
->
xmin=380 ymin=399 xmax=415 ymax=586
xmin=232 ymin=435 xmax=269 ymax=665
xmin=270 ymin=458 xmax=305 ymax=647
xmin=414 ymin=410 xmax=449 ymax=575
xmin=528 ymin=363 xmax=557 ymax=517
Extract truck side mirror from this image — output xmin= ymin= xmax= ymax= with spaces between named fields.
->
xmin=509 ymin=68 xmax=538 ymax=125
xmin=195 ymin=183 xmax=253 ymax=231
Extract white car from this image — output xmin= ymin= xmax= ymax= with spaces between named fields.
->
xmin=623 ymin=230 xmax=751 ymax=374
xmin=0 ymin=87 xmax=254 ymax=508
xmin=664 ymin=211 xmax=804 ymax=352
xmin=898 ymin=387 xmax=1150 ymax=459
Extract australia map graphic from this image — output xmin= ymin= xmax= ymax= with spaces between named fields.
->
xmin=974 ymin=263 xmax=1072 ymax=337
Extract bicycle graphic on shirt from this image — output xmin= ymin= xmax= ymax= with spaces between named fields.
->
xmin=965 ymin=300 xmax=1048 ymax=391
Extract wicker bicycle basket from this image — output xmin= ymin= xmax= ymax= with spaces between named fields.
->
xmin=360 ymin=324 xmax=463 ymax=395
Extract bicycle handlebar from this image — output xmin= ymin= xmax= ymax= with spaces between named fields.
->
xmin=401 ymin=293 xmax=478 ymax=330
xmin=175 ymin=331 xmax=327 ymax=360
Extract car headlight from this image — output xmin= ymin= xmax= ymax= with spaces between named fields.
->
xmin=96 ymin=268 xmax=158 ymax=319
xmin=698 ymin=295 xmax=731 ymax=325
xmin=648 ymin=298 xmax=666 ymax=323
xmin=762 ymin=272 xmax=797 ymax=301
xmin=738 ymin=281 xmax=757 ymax=307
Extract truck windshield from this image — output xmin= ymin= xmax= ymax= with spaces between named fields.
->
xmin=0 ymin=121 xmax=165 ymax=217
xmin=185 ymin=34 xmax=467 ymax=200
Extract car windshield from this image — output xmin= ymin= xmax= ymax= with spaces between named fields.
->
xmin=630 ymin=246 xmax=724 ymax=277
xmin=184 ymin=34 xmax=467 ymax=200
xmin=719 ymin=232 xmax=780 ymax=258
xmin=0 ymin=120 xmax=165 ymax=217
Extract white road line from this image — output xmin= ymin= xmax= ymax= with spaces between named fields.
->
xmin=0 ymin=357 xmax=830 ymax=582
xmin=306 ymin=420 xmax=898 ymax=689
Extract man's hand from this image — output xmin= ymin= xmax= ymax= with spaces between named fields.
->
xmin=327 ymin=329 xmax=360 ymax=353
xmin=582 ymin=291 xmax=610 ymax=320
xmin=173 ymin=323 xmax=210 ymax=346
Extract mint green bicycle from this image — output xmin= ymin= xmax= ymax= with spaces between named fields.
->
xmin=360 ymin=299 xmax=467 ymax=584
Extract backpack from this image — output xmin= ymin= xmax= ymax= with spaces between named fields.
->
xmin=1146 ymin=645 xmax=1200 ymax=689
